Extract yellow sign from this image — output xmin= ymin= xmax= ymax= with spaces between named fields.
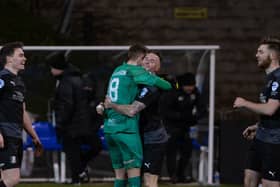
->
xmin=174 ymin=7 xmax=208 ymax=19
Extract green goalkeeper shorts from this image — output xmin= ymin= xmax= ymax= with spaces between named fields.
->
xmin=105 ymin=132 xmax=143 ymax=169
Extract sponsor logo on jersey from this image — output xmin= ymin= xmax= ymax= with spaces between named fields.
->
xmin=10 ymin=81 xmax=15 ymax=86
xmin=113 ymin=70 xmax=127 ymax=76
xmin=12 ymin=91 xmax=24 ymax=102
xmin=272 ymin=81 xmax=279 ymax=91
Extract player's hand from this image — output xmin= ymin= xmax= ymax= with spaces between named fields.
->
xmin=96 ymin=102 xmax=105 ymax=115
xmin=33 ymin=138 xmax=43 ymax=157
xmin=233 ymin=97 xmax=247 ymax=108
xmin=104 ymin=96 xmax=112 ymax=109
xmin=242 ymin=124 xmax=257 ymax=140
xmin=0 ymin=133 xmax=4 ymax=148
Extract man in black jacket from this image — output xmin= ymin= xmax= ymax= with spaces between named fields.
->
xmin=160 ymin=72 xmax=205 ymax=183
xmin=49 ymin=52 xmax=102 ymax=184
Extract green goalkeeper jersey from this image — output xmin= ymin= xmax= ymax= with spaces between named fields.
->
xmin=104 ymin=63 xmax=171 ymax=134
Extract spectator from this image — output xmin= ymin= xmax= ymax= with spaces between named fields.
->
xmin=49 ymin=52 xmax=102 ymax=185
xmin=160 ymin=72 xmax=205 ymax=183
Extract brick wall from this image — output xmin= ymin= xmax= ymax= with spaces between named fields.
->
xmin=38 ymin=0 xmax=280 ymax=114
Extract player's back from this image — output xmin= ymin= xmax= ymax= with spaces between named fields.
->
xmin=104 ymin=63 xmax=141 ymax=133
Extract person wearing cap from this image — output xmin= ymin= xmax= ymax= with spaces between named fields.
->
xmin=0 ymin=42 xmax=43 ymax=187
xmin=49 ymin=52 xmax=102 ymax=185
xmin=159 ymin=72 xmax=206 ymax=183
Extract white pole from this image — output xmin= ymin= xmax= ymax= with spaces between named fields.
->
xmin=60 ymin=152 xmax=66 ymax=183
xmin=207 ymin=49 xmax=216 ymax=184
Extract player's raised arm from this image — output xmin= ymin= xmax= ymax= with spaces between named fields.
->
xmin=130 ymin=66 xmax=171 ymax=90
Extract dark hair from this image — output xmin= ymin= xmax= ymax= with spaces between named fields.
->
xmin=0 ymin=42 xmax=24 ymax=65
xmin=128 ymin=44 xmax=148 ymax=61
xmin=47 ymin=51 xmax=69 ymax=70
xmin=260 ymin=36 xmax=280 ymax=52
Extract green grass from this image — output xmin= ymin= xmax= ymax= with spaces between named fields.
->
xmin=16 ymin=182 xmax=242 ymax=187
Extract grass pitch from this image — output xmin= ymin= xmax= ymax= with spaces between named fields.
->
xmin=16 ymin=182 xmax=242 ymax=187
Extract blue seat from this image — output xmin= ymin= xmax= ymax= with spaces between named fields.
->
xmin=97 ymin=125 xmax=108 ymax=150
xmin=23 ymin=121 xmax=63 ymax=182
xmin=192 ymin=136 xmax=209 ymax=151
xmin=24 ymin=121 xmax=62 ymax=151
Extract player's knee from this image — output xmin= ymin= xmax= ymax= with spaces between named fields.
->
xmin=244 ymin=176 xmax=258 ymax=187
xmin=1 ymin=169 xmax=20 ymax=187
xmin=143 ymin=173 xmax=158 ymax=187
xmin=115 ymin=168 xmax=126 ymax=179
xmin=244 ymin=170 xmax=260 ymax=187
xmin=4 ymin=176 xmax=20 ymax=187
xmin=148 ymin=175 xmax=158 ymax=187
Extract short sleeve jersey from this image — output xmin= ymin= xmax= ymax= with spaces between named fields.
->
xmin=136 ymin=85 xmax=169 ymax=144
xmin=104 ymin=63 xmax=166 ymax=134
xmin=0 ymin=69 xmax=25 ymax=138
xmin=136 ymin=85 xmax=161 ymax=132
xmin=256 ymin=67 xmax=280 ymax=143
xmin=259 ymin=67 xmax=280 ymax=127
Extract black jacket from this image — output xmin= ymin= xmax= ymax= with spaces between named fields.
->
xmin=159 ymin=87 xmax=205 ymax=131
xmin=53 ymin=65 xmax=93 ymax=137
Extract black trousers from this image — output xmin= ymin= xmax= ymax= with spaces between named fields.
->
xmin=62 ymin=133 xmax=102 ymax=182
xmin=165 ymin=128 xmax=192 ymax=180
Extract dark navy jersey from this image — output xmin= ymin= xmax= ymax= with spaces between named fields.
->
xmin=0 ymin=69 xmax=25 ymax=138
xmin=259 ymin=67 xmax=280 ymax=128
xmin=256 ymin=67 xmax=280 ymax=144
xmin=136 ymin=85 xmax=168 ymax=144
xmin=136 ymin=85 xmax=161 ymax=132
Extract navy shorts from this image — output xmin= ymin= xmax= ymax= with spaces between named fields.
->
xmin=246 ymin=139 xmax=280 ymax=181
xmin=0 ymin=137 xmax=23 ymax=170
xmin=143 ymin=143 xmax=166 ymax=175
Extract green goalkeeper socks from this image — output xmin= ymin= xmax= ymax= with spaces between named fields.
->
xmin=128 ymin=176 xmax=141 ymax=187
xmin=114 ymin=179 xmax=126 ymax=187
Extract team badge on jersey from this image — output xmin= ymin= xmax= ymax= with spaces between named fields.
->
xmin=272 ymin=81 xmax=279 ymax=91
xmin=139 ymin=87 xmax=149 ymax=98
xmin=0 ymin=79 xmax=4 ymax=89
